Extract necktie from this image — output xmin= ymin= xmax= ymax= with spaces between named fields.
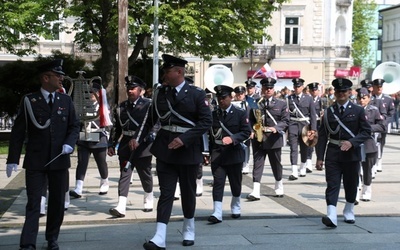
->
xmin=340 ymin=106 xmax=345 ymax=115
xmin=266 ymin=98 xmax=270 ymax=108
xmin=172 ymin=88 xmax=177 ymax=100
xmin=48 ymin=93 xmax=53 ymax=109
xmin=223 ymin=110 xmax=227 ymax=118
xmin=297 ymin=96 xmax=300 ymax=102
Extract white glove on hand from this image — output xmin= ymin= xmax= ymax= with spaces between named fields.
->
xmin=6 ymin=164 xmax=18 ymax=178
xmin=61 ymin=144 xmax=74 ymax=155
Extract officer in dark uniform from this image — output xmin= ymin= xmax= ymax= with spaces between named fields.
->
xmin=287 ymin=78 xmax=317 ymax=180
xmin=108 ymin=76 xmax=156 ymax=217
xmin=316 ymin=78 xmax=371 ymax=228
xmin=248 ymin=78 xmax=289 ymax=200
xmin=361 ymin=79 xmax=387 ymax=117
xmin=356 ymin=87 xmax=386 ymax=202
xmin=207 ymin=85 xmax=251 ymax=223
xmin=233 ymin=85 xmax=252 ymax=174
xmin=6 ymin=59 xmax=80 ymax=250
xmin=371 ymin=78 xmax=395 ymax=172
xmin=142 ymin=54 xmax=212 ymax=250
xmin=69 ymin=81 xmax=110 ymax=199
xmin=245 ymin=79 xmax=261 ymax=99
xmin=307 ymin=82 xmax=323 ymax=171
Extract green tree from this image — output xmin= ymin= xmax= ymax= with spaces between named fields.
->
xmin=352 ymin=0 xmax=377 ymax=69
xmin=0 ymin=0 xmax=67 ymax=56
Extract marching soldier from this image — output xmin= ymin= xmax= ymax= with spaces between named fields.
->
xmin=307 ymin=82 xmax=323 ymax=171
xmin=207 ymin=85 xmax=251 ymax=223
xmin=356 ymin=87 xmax=386 ymax=202
xmin=316 ymin=78 xmax=371 ymax=228
xmin=6 ymin=59 xmax=80 ymax=249
xmin=287 ymin=78 xmax=317 ymax=180
xmin=233 ymin=85 xmax=253 ymax=174
xmin=108 ymin=76 xmax=156 ymax=217
xmin=142 ymin=54 xmax=212 ymax=249
xmin=247 ymin=78 xmax=289 ymax=200
xmin=371 ymin=78 xmax=395 ymax=172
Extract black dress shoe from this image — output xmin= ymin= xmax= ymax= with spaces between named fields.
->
xmin=196 ymin=193 xmax=202 ymax=197
xmin=231 ymin=214 xmax=240 ymax=219
xmin=143 ymin=241 xmax=165 ymax=250
xmin=47 ymin=240 xmax=59 ymax=250
xmin=361 ymin=199 xmax=370 ymax=202
xmin=288 ymin=175 xmax=298 ymax=181
xmin=344 ymin=219 xmax=355 ymax=224
xmin=109 ymin=208 xmax=126 ymax=218
xmin=322 ymin=216 xmax=337 ymax=228
xmin=242 ymin=172 xmax=248 ymax=175
xmin=354 ymin=200 xmax=359 ymax=205
xmin=377 ymin=170 xmax=382 ymax=172
xmin=299 ymin=174 xmax=306 ymax=177
xmin=19 ymin=245 xmax=36 ymax=250
xmin=182 ymin=240 xmax=194 ymax=246
xmin=306 ymin=168 xmax=313 ymax=173
xmin=246 ymin=194 xmax=260 ymax=201
xmin=69 ymin=190 xmax=82 ymax=198
xmin=40 ymin=213 xmax=46 ymax=217
xmin=98 ymin=191 xmax=108 ymax=195
xmin=273 ymin=194 xmax=284 ymax=198
xmin=174 ymin=197 xmax=180 ymax=201
xmin=207 ymin=215 xmax=222 ymax=224
xmin=143 ymin=208 xmax=153 ymax=213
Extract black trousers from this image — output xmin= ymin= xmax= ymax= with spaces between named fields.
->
xmin=21 ymin=169 xmax=68 ymax=248
xmin=252 ymin=143 xmax=282 ymax=183
xmin=361 ymin=153 xmax=377 ymax=186
xmin=155 ymin=159 xmax=198 ymax=224
xmin=76 ymin=145 xmax=108 ymax=181
xmin=211 ymin=163 xmax=242 ymax=201
xmin=118 ymin=156 xmax=153 ymax=196
xmin=325 ymin=160 xmax=360 ymax=206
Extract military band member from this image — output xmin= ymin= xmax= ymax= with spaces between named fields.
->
xmin=245 ymin=79 xmax=261 ymax=99
xmin=316 ymin=78 xmax=371 ymax=228
xmin=287 ymin=78 xmax=317 ymax=180
xmin=6 ymin=59 xmax=80 ymax=249
xmin=307 ymin=82 xmax=323 ymax=171
xmin=142 ymin=54 xmax=212 ymax=249
xmin=233 ymin=85 xmax=252 ymax=174
xmin=207 ymin=85 xmax=251 ymax=223
xmin=108 ymin=76 xmax=155 ymax=217
xmin=70 ymin=81 xmax=110 ymax=199
xmin=371 ymin=78 xmax=395 ymax=173
xmin=356 ymin=88 xmax=386 ymax=202
xmin=248 ymin=78 xmax=289 ymax=200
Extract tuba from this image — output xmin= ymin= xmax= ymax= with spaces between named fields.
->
xmin=372 ymin=61 xmax=400 ymax=94
xmin=204 ymin=64 xmax=234 ymax=93
xmin=65 ymin=71 xmax=104 ymax=141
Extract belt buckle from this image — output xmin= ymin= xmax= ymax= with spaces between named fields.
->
xmin=171 ymin=126 xmax=178 ymax=132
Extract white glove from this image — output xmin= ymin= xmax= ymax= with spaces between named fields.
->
xmin=6 ymin=164 xmax=18 ymax=178
xmin=61 ymin=144 xmax=74 ymax=155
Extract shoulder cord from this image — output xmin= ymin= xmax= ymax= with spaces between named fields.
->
xmin=327 ymin=106 xmax=355 ymax=137
xmin=24 ymin=96 xmax=51 ymax=130
xmin=291 ymin=96 xmax=310 ymax=124
xmin=153 ymin=87 xmax=171 ymax=121
xmin=135 ymin=103 xmax=151 ymax=141
xmin=166 ymin=99 xmax=195 ymax=126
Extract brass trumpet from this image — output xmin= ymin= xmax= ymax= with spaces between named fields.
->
xmin=253 ymin=99 xmax=265 ymax=143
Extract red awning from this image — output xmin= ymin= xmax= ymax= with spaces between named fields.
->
xmin=334 ymin=69 xmax=349 ymax=77
xmin=247 ymin=70 xmax=301 ymax=79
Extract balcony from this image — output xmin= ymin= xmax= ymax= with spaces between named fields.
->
xmin=334 ymin=46 xmax=351 ymax=58
xmin=242 ymin=44 xmax=276 ymax=63
xmin=336 ymin=0 xmax=352 ymax=8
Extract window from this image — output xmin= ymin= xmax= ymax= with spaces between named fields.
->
xmin=285 ymin=17 xmax=299 ymax=45
xmin=52 ymin=23 xmax=60 ymax=40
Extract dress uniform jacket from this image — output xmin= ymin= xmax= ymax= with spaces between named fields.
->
xmin=316 ymin=102 xmax=371 ymax=162
xmin=109 ymin=96 xmax=154 ymax=160
xmin=363 ymin=105 xmax=386 ymax=154
xmin=249 ymin=97 xmax=289 ymax=149
xmin=210 ymin=106 xmax=251 ymax=166
xmin=7 ymin=91 xmax=80 ymax=169
xmin=143 ymin=84 xmax=212 ymax=165
xmin=287 ymin=93 xmax=317 ymax=133
xmin=372 ymin=94 xmax=395 ymax=126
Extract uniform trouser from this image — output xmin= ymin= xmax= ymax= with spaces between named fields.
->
xmin=118 ymin=156 xmax=153 ymax=196
xmin=288 ymin=129 xmax=309 ymax=165
xmin=41 ymin=170 xmax=69 ymax=196
xmin=155 ymin=159 xmax=198 ymax=224
xmin=211 ymin=162 xmax=242 ymax=201
xmin=252 ymin=142 xmax=282 ymax=183
xmin=325 ymin=160 xmax=360 ymax=206
xmin=361 ymin=153 xmax=377 ymax=186
xmin=307 ymin=146 xmax=314 ymax=160
xmin=21 ymin=169 xmax=68 ymax=248
xmin=76 ymin=145 xmax=108 ymax=181
xmin=197 ymin=164 xmax=203 ymax=179
xmin=378 ymin=133 xmax=387 ymax=158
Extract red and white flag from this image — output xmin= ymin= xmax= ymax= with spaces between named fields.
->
xmin=98 ymin=88 xmax=112 ymax=127
xmin=251 ymin=62 xmax=277 ymax=79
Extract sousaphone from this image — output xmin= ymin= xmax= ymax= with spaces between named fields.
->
xmin=372 ymin=61 xmax=400 ymax=94
xmin=204 ymin=64 xmax=234 ymax=93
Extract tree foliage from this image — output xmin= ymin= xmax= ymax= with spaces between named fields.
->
xmin=352 ymin=0 xmax=377 ymax=69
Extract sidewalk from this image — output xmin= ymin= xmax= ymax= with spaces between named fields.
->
xmin=1 ymin=135 xmax=400 ymax=249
